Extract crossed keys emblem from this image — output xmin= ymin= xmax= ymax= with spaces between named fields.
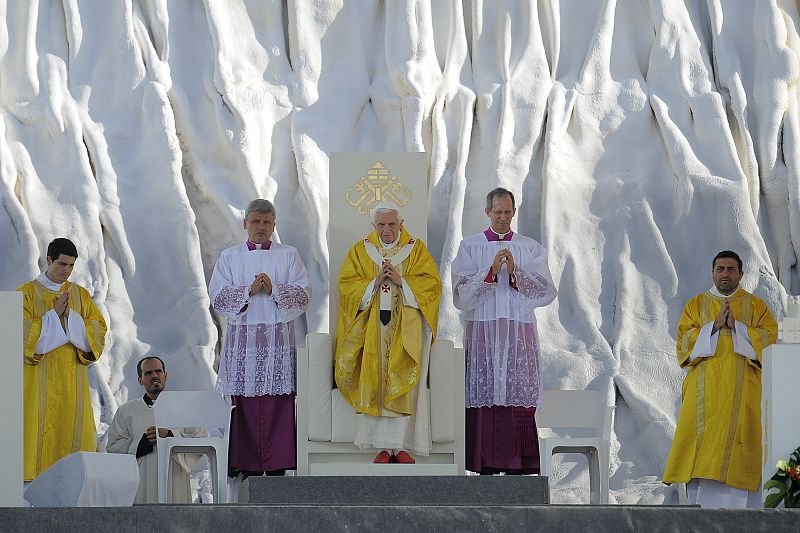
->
xmin=345 ymin=161 xmax=413 ymax=214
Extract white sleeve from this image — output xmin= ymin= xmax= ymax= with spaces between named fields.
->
xmin=400 ymin=279 xmax=420 ymax=309
xmin=732 ymin=320 xmax=758 ymax=361
xmin=35 ymin=309 xmax=70 ymax=354
xmin=66 ymin=311 xmax=91 ymax=352
xmin=688 ymin=322 xmax=719 ymax=362
xmin=359 ymin=279 xmax=377 ymax=310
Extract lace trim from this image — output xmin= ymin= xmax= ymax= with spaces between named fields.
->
xmin=454 ymin=271 xmax=498 ymax=310
xmin=464 ymin=320 xmax=541 ymax=408
xmin=212 ymin=285 xmax=249 ymax=316
xmin=215 ymin=322 xmax=297 ymax=396
xmin=274 ymin=284 xmax=309 ymax=311
xmin=514 ymin=269 xmax=551 ymax=300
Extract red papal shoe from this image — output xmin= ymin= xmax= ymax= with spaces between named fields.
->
xmin=394 ymin=450 xmax=416 ymax=464
xmin=373 ymin=450 xmax=392 ymax=463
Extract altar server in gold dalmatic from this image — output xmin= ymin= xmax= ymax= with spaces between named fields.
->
xmin=335 ymin=206 xmax=441 ymax=464
xmin=18 ymin=238 xmax=107 ymax=482
xmin=663 ymin=250 xmax=777 ymax=508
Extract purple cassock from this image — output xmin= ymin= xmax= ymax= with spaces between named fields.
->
xmin=209 ymin=239 xmax=311 ymax=477
xmin=452 ymin=228 xmax=557 ymax=474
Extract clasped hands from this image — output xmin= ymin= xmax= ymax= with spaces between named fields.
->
xmin=53 ymin=290 xmax=70 ymax=318
xmin=146 ymin=425 xmax=171 ymax=445
xmin=249 ymin=273 xmax=273 ymax=296
xmin=492 ymin=249 xmax=515 ymax=276
xmin=712 ymin=300 xmax=737 ymax=335
xmin=377 ymin=259 xmax=402 ymax=286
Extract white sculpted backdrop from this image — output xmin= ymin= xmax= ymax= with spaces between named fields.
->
xmin=1 ymin=1 xmax=797 ymax=503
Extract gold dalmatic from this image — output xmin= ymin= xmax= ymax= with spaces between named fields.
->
xmin=18 ymin=279 xmax=107 ymax=480
xmin=663 ymin=288 xmax=777 ymax=492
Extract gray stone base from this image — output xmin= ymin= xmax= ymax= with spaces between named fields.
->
xmin=244 ymin=475 xmax=549 ymax=505
xmin=1 ymin=505 xmax=799 ymax=532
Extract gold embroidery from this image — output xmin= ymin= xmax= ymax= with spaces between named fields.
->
xmin=739 ymin=296 xmax=750 ymax=326
xmin=36 ymin=357 xmax=48 ymax=475
xmin=72 ymin=365 xmax=86 ymax=452
xmin=345 ymin=161 xmax=413 ymax=215
xmin=692 ymin=364 xmax=706 ymax=473
xmin=720 ymin=357 xmax=746 ymax=480
xmin=700 ymin=294 xmax=711 ymax=325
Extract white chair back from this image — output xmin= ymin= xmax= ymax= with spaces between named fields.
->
xmin=536 ymin=389 xmax=613 ymax=440
xmin=153 ymin=390 xmax=232 ymax=431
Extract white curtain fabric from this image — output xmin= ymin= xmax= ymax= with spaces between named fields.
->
xmin=209 ymin=243 xmax=310 ymax=396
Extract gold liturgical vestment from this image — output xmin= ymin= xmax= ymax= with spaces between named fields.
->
xmin=19 ymin=280 xmax=107 ymax=480
xmin=335 ymin=227 xmax=441 ymax=417
xmin=663 ymin=288 xmax=777 ymax=492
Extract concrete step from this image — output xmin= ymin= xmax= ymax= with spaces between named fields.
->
xmin=244 ymin=475 xmax=549 ymax=506
xmin=3 ymin=505 xmax=798 ymax=533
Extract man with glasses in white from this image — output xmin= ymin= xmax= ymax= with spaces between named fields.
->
xmin=452 ymin=188 xmax=557 ymax=475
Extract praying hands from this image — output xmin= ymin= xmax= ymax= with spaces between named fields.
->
xmin=712 ymin=300 xmax=736 ymax=335
xmin=492 ymin=249 xmax=515 ymax=275
xmin=249 ymin=273 xmax=273 ymax=296
xmin=377 ymin=259 xmax=402 ymax=286
xmin=53 ymin=290 xmax=70 ymax=318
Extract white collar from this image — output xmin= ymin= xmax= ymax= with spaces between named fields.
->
xmin=37 ymin=271 xmax=63 ymax=290
xmin=489 ymin=228 xmax=511 ymax=239
xmin=380 ymin=234 xmax=401 ymax=249
xmin=709 ymin=285 xmax=739 ymax=298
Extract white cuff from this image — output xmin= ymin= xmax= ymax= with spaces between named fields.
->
xmin=732 ymin=320 xmax=758 ymax=361
xmin=401 ymin=279 xmax=420 ymax=309
xmin=35 ymin=309 xmax=69 ymax=354
xmin=688 ymin=322 xmax=718 ymax=362
xmin=66 ymin=311 xmax=91 ymax=353
xmin=359 ymin=280 xmax=377 ymax=310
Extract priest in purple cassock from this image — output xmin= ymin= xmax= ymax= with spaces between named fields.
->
xmin=209 ymin=199 xmax=310 ymax=482
xmin=452 ymin=188 xmax=557 ymax=474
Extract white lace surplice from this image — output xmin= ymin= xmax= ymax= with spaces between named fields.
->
xmin=209 ymin=243 xmax=310 ymax=397
xmin=452 ymin=233 xmax=557 ymax=408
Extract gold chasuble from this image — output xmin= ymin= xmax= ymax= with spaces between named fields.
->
xmin=663 ymin=288 xmax=777 ymax=492
xmin=335 ymin=227 xmax=441 ymax=417
xmin=18 ymin=280 xmax=107 ymax=480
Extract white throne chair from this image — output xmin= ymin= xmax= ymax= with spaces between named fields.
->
xmin=296 ymin=332 xmax=465 ymax=475
xmin=304 ymin=153 xmax=465 ymax=475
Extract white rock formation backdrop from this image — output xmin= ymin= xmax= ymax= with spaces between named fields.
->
xmin=1 ymin=0 xmax=798 ymax=503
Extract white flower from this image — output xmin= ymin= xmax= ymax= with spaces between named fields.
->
xmin=777 ymin=459 xmax=788 ymax=471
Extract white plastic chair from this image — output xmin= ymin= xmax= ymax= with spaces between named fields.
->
xmin=536 ymin=389 xmax=614 ymax=504
xmin=153 ymin=391 xmax=233 ymax=504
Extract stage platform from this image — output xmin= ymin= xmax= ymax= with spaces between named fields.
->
xmin=5 ymin=474 xmax=799 ymax=532
xmin=244 ymin=475 xmax=549 ymax=505
xmin=3 ymin=504 xmax=799 ymax=532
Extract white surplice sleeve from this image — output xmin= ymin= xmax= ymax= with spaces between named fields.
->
xmin=35 ymin=309 xmax=70 ymax=354
xmin=513 ymin=245 xmax=557 ymax=315
xmin=66 ymin=311 xmax=91 ymax=352
xmin=272 ymin=248 xmax=311 ymax=323
xmin=400 ymin=279 xmax=420 ymax=309
xmin=451 ymin=243 xmax=497 ymax=311
xmin=106 ymin=404 xmax=139 ymax=455
xmin=732 ymin=320 xmax=758 ymax=361
xmin=209 ymin=253 xmax=250 ymax=319
xmin=688 ymin=322 xmax=719 ymax=362
xmin=359 ymin=280 xmax=377 ymax=310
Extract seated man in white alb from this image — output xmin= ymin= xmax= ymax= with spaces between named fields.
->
xmin=107 ymin=356 xmax=205 ymax=503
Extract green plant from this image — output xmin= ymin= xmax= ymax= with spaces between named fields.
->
xmin=764 ymin=445 xmax=800 ymax=508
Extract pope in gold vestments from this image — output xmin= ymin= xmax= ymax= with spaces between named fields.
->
xmin=19 ymin=279 xmax=107 ymax=481
xmin=663 ymin=288 xmax=777 ymax=492
xmin=335 ymin=226 xmax=441 ymax=419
